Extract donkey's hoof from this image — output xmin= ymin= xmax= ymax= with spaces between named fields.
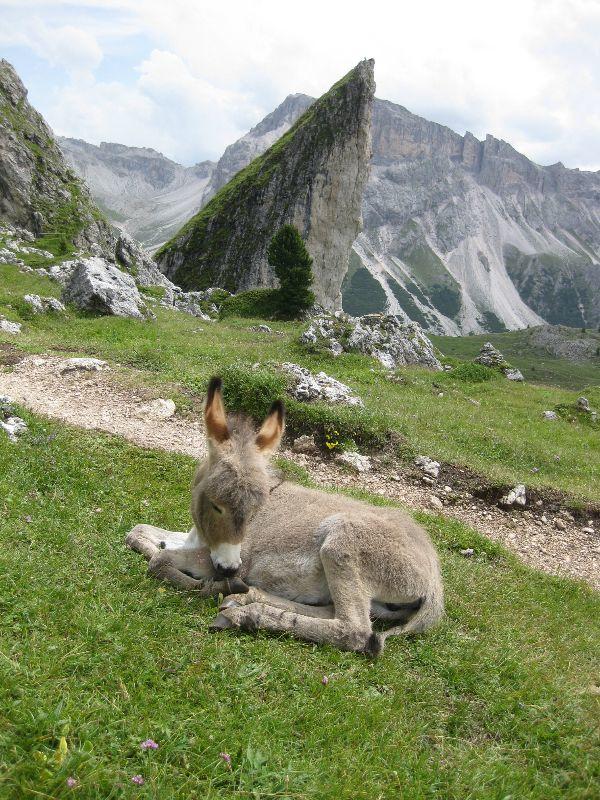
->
xmin=209 ymin=613 xmax=236 ymax=632
xmin=220 ymin=598 xmax=242 ymax=610
xmin=364 ymin=632 xmax=384 ymax=658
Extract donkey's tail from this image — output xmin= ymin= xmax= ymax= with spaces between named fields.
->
xmin=380 ymin=585 xmax=444 ymax=641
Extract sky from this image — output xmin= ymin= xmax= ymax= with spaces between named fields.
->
xmin=0 ymin=0 xmax=599 ymax=170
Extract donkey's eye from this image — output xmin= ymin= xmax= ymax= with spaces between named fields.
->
xmin=211 ymin=502 xmax=223 ymax=514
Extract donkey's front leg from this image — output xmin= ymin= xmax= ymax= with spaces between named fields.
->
xmin=148 ymin=549 xmax=248 ymax=596
xmin=220 ymin=588 xmax=335 ymax=619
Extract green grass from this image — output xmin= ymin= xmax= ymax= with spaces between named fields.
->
xmin=1 ymin=262 xmax=599 ymax=503
xmin=431 ymin=329 xmax=600 ymax=391
xmin=1 ymin=412 xmax=599 ymax=798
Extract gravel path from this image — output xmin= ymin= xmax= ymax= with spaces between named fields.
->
xmin=2 ymin=354 xmax=598 ymax=590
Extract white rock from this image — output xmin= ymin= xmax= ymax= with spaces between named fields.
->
xmin=415 ymin=455 xmax=441 ymax=478
xmin=135 ymin=398 xmax=176 ymax=420
xmin=460 ymin=548 xmax=474 ymax=557
xmin=23 ymin=294 xmax=66 ymax=314
xmin=500 ymin=484 xmax=527 ymax=507
xmin=336 ymin=451 xmax=372 ymax=473
xmin=0 ymin=415 xmax=27 ymax=442
xmin=429 ymin=495 xmax=444 ymax=510
xmin=0 ymin=318 xmax=22 ymax=335
xmin=582 ymin=527 xmax=595 ymax=535
xmin=58 ymin=357 xmax=110 ymax=375
xmin=543 ymin=410 xmax=558 ymax=420
xmin=503 ymin=367 xmax=524 ymax=382
xmin=62 ymin=257 xmax=149 ymax=319
xmin=292 ymin=434 xmax=319 ymax=455
xmin=251 ymin=324 xmax=273 ymax=333
xmin=280 ymin=362 xmax=363 ymax=407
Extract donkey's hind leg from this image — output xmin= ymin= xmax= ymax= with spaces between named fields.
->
xmin=213 ymin=516 xmax=382 ymax=655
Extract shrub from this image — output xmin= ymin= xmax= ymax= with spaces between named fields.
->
xmin=219 ymin=288 xmax=280 ymax=319
xmin=267 ymin=225 xmax=315 ymax=319
xmin=450 ymin=362 xmax=498 ymax=383
xmin=217 ymin=363 xmax=391 ymax=452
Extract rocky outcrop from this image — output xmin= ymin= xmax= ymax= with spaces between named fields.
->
xmin=474 ymin=342 xmax=524 ymax=381
xmin=62 ymin=257 xmax=150 ymax=319
xmin=0 ymin=59 xmax=115 ymax=256
xmin=156 ymin=60 xmax=375 ymax=311
xmin=280 ymin=363 xmax=364 ymax=407
xmin=301 ymin=312 xmax=442 ymax=370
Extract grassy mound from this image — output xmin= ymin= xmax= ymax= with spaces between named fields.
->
xmin=219 ymin=289 xmax=280 ymax=319
xmin=0 ymin=412 xmax=598 ymax=798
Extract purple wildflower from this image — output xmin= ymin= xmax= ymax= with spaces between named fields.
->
xmin=66 ymin=777 xmax=78 ymax=788
xmin=140 ymin=738 xmax=159 ymax=750
xmin=131 ymin=775 xmax=145 ymax=786
xmin=220 ymin=752 xmax=232 ymax=769
xmin=322 ymin=675 xmax=329 ymax=686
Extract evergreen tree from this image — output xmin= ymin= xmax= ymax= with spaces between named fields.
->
xmin=267 ymin=225 xmax=315 ymax=318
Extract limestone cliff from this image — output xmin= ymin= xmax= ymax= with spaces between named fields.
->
xmin=156 ymin=60 xmax=375 ymax=310
xmin=0 ymin=59 xmax=114 ymax=257
xmin=351 ymin=100 xmax=600 ymax=332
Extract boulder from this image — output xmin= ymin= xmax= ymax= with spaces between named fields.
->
xmin=0 ymin=317 xmax=21 ymax=335
xmin=58 ymin=357 xmax=110 ymax=374
xmin=291 ymin=434 xmax=320 ymax=455
xmin=0 ymin=396 xmax=27 ymax=441
xmin=504 ymin=367 xmax=524 ymax=382
xmin=336 ymin=451 xmax=372 ymax=473
xmin=500 ymin=484 xmax=527 ymax=507
xmin=280 ymin=362 xmax=364 ymax=407
xmin=62 ymin=257 xmax=149 ymax=319
xmin=23 ymin=294 xmax=65 ymax=313
xmin=577 ymin=397 xmax=591 ymax=412
xmin=301 ymin=313 xmax=442 ymax=370
xmin=135 ymin=398 xmax=176 ymax=420
xmin=415 ymin=455 xmax=441 ymax=479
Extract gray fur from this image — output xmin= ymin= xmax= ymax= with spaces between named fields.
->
xmin=126 ymin=381 xmax=444 ymax=655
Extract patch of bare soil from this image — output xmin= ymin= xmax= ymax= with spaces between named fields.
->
xmin=1 ymin=354 xmax=598 ymax=590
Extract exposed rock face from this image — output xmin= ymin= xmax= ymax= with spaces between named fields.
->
xmin=62 ymin=257 xmax=150 ymax=319
xmin=301 ymin=312 xmax=442 ymax=370
xmin=156 ymin=60 xmax=375 ymax=311
xmin=59 ymin=137 xmax=216 ymax=251
xmin=350 ymin=100 xmax=600 ymax=332
xmin=0 ymin=59 xmax=114 ymax=255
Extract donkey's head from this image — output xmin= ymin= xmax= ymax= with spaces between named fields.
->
xmin=192 ymin=376 xmax=285 ymax=577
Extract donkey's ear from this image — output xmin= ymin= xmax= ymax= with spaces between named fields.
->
xmin=255 ymin=400 xmax=285 ymax=454
xmin=204 ymin=376 xmax=229 ymax=444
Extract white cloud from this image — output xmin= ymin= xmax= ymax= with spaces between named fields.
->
xmin=1 ymin=0 xmax=599 ymax=169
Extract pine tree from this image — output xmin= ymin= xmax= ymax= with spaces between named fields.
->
xmin=267 ymin=225 xmax=315 ymax=319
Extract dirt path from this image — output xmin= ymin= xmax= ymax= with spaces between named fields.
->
xmin=2 ymin=354 xmax=598 ymax=590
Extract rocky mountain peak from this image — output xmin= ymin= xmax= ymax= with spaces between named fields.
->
xmin=0 ymin=59 xmax=28 ymax=106
xmin=157 ymin=59 xmax=376 ymax=310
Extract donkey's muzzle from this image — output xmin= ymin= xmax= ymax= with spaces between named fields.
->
xmin=215 ymin=564 xmax=240 ymax=579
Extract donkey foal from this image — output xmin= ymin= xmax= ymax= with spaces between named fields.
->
xmin=126 ymin=377 xmax=444 ymax=655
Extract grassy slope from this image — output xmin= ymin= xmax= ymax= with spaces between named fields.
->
xmin=1 ymin=263 xmax=599 ymax=502
xmin=431 ymin=329 xmax=600 ymax=391
xmin=1 ymin=412 xmax=599 ymax=799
